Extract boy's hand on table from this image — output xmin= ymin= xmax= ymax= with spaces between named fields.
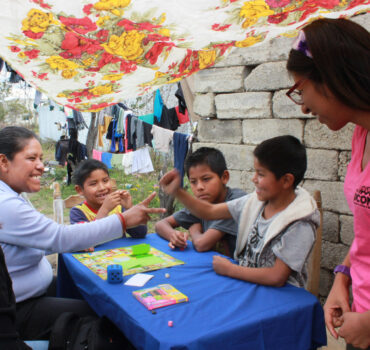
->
xmin=119 ymin=190 xmax=133 ymax=209
xmin=159 ymin=169 xmax=181 ymax=196
xmin=123 ymin=192 xmax=166 ymax=227
xmin=338 ymin=311 xmax=370 ymax=349
xmin=168 ymin=231 xmax=188 ymax=249
xmin=213 ymin=255 xmax=233 ymax=276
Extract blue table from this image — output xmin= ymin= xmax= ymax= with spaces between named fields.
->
xmin=58 ymin=234 xmax=326 ymax=350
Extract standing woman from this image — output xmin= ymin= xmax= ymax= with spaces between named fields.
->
xmin=0 ymin=126 xmax=164 ymax=341
xmin=286 ymin=18 xmax=370 ymax=349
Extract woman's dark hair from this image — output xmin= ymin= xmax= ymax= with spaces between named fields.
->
xmin=0 ymin=126 xmax=39 ymax=160
xmin=253 ymin=135 xmax=307 ymax=188
xmin=73 ymin=159 xmax=109 ymax=187
xmin=184 ymin=147 xmax=227 ymax=178
xmin=287 ymin=17 xmax=370 ymax=111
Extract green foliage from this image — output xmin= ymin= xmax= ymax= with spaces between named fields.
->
xmin=0 ymin=103 xmax=5 ymax=121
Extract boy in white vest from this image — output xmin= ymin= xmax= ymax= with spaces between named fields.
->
xmin=160 ymin=135 xmax=320 ymax=288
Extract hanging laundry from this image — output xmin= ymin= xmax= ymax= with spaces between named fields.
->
xmin=55 ymin=138 xmax=69 ymax=166
xmin=151 ymin=125 xmax=174 ymax=153
xmin=92 ymin=149 xmax=102 ymax=161
xmin=143 ymin=122 xmax=153 ymax=146
xmin=173 ymin=132 xmax=189 ymax=187
xmin=111 ymin=153 xmax=124 ymax=170
xmin=155 ymin=106 xmax=179 ymax=131
xmin=106 ymin=120 xmax=113 ymax=140
xmin=98 ymin=115 xmax=112 ymax=147
xmin=101 ymin=152 xmax=113 ymax=169
xmin=132 ymin=147 xmax=154 ymax=174
xmin=138 ymin=113 xmax=154 ymax=125
xmin=97 ymin=109 xmax=105 ymax=125
xmin=130 ymin=118 xmax=145 ymax=149
xmin=116 ymin=108 xmax=125 ymax=135
xmin=125 ymin=114 xmax=135 ymax=152
xmin=122 ymin=152 xmax=134 ymax=175
xmin=154 ymin=89 xmax=164 ymax=122
xmin=34 ymin=90 xmax=42 ymax=109
xmin=110 ymin=119 xmax=124 ymax=153
xmin=175 ymin=106 xmax=189 ymax=124
xmin=48 ymin=99 xmax=57 ymax=111
xmin=175 ymin=83 xmax=187 ymax=114
xmin=72 ymin=110 xmax=88 ymax=130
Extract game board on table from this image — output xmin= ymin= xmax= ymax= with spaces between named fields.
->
xmin=72 ymin=244 xmax=184 ymax=280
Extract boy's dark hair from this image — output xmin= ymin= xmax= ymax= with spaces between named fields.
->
xmin=72 ymin=159 xmax=109 ymax=187
xmin=253 ymin=135 xmax=307 ymax=188
xmin=184 ymin=147 xmax=227 ymax=178
xmin=0 ymin=126 xmax=39 ymax=160
xmin=287 ymin=18 xmax=370 ymax=111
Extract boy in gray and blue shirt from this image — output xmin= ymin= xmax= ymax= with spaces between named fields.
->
xmin=156 ymin=147 xmax=245 ymax=257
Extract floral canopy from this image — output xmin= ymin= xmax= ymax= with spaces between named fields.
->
xmin=0 ymin=0 xmax=368 ymax=111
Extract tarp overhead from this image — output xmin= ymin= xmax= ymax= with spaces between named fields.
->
xmin=0 ymin=0 xmax=368 ymax=111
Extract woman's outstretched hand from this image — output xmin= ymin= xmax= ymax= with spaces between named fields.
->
xmin=123 ymin=192 xmax=166 ymax=228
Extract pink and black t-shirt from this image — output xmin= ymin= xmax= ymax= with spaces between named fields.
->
xmin=343 ymin=125 xmax=370 ymax=313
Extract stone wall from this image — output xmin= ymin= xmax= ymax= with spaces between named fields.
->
xmin=190 ymin=13 xmax=369 ymax=300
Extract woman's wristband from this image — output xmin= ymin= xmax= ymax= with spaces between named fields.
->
xmin=116 ymin=212 xmax=126 ymax=235
xmin=334 ymin=265 xmax=351 ymax=279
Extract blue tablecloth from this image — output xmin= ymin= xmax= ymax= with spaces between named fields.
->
xmin=58 ymin=234 xmax=326 ymax=350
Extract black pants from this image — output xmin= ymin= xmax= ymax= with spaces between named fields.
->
xmin=16 ymin=277 xmax=95 ymax=340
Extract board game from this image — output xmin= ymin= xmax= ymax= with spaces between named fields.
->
xmin=133 ymin=284 xmax=188 ymax=310
xmin=72 ymin=244 xmax=184 ymax=280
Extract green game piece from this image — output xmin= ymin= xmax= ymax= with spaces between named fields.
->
xmin=131 ymin=243 xmax=150 ymax=256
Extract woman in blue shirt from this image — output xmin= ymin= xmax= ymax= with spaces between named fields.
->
xmin=0 ymin=126 xmax=164 ymax=341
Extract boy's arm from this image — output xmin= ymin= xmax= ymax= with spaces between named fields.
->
xmin=189 ymin=223 xmax=225 ymax=252
xmin=155 ymin=216 xmax=188 ymax=249
xmin=213 ymin=256 xmax=291 ymax=287
xmin=160 ymin=170 xmax=232 ymax=220
xmin=70 ymin=206 xmax=88 ymax=224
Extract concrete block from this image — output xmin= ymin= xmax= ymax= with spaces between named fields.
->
xmin=242 ymin=119 xmax=303 ymax=145
xmin=193 ymin=93 xmax=215 ymax=117
xmin=321 ymin=241 xmax=349 ymax=270
xmin=197 ymin=119 xmax=242 ymax=144
xmin=338 ymin=151 xmax=351 ymax=182
xmin=303 ymin=180 xmax=351 ymax=215
xmin=322 ymin=211 xmax=339 ymax=243
xmin=241 ymin=171 xmax=255 ymax=194
xmin=306 ymin=148 xmax=338 ymax=181
xmin=340 ymin=215 xmax=354 ymax=246
xmin=215 ymin=92 xmax=271 ymax=119
xmin=273 ymin=89 xmax=315 ymax=119
xmin=215 ymin=35 xmax=294 ymax=67
xmin=193 ymin=66 xmax=249 ymax=93
xmin=319 ymin=268 xmax=335 ymax=297
xmin=304 ymin=120 xmax=354 ymax=150
xmin=244 ymin=62 xmax=292 ymax=91
xmin=352 ymin=12 xmax=370 ymax=31
xmin=228 ymin=170 xmax=243 ymax=190
xmin=193 ymin=142 xmax=255 ymax=171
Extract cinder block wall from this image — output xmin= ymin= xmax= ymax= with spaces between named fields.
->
xmin=191 ymin=13 xmax=369 ymax=301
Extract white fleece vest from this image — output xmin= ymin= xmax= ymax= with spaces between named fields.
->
xmin=234 ymin=186 xmax=318 ymax=260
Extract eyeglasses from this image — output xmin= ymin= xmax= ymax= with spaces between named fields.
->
xmin=286 ymin=79 xmax=306 ymax=105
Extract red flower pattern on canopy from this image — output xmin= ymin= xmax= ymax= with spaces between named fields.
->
xmin=0 ymin=0 xmax=368 ymax=111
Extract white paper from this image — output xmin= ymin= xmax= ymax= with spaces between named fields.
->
xmin=124 ymin=273 xmax=154 ymax=287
